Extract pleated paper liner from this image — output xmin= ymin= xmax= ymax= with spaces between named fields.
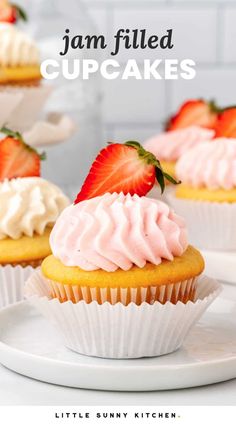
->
xmin=0 ymin=264 xmax=38 ymax=309
xmin=25 ymin=271 xmax=221 ymax=358
xmin=167 ymin=192 xmax=236 ymax=251
xmin=45 ymin=276 xmax=197 ymax=305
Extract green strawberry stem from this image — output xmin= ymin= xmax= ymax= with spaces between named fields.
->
xmin=124 ymin=140 xmax=180 ymax=194
xmin=11 ymin=3 xmax=28 ymax=21
xmin=0 ymin=126 xmax=46 ymax=160
xmin=0 ymin=126 xmax=23 ymax=141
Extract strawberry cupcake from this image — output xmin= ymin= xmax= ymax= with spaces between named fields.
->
xmin=26 ymin=141 xmax=221 ymax=359
xmin=0 ymin=127 xmax=69 ymax=308
xmin=167 ymin=138 xmax=236 ymax=250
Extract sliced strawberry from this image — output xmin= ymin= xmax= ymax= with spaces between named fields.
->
xmin=214 ymin=108 xmax=236 ymax=138
xmin=74 ymin=141 xmax=178 ymax=203
xmin=166 ymin=99 xmax=219 ymax=131
xmin=0 ymin=127 xmax=45 ymax=181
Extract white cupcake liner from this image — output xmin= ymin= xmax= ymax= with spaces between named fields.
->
xmin=41 ymin=275 xmax=197 ymax=305
xmin=0 ymin=265 xmax=35 ymax=309
xmin=25 ymin=271 xmax=221 ymax=359
xmin=167 ymin=192 xmax=236 ymax=251
xmin=0 ymin=85 xmax=52 ymax=132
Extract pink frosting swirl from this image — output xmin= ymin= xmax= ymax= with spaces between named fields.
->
xmin=176 ymin=138 xmax=236 ymax=190
xmin=50 ymin=192 xmax=188 ymax=272
xmin=144 ymin=126 xmax=215 ymax=162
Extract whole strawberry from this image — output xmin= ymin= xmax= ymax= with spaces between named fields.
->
xmin=74 ymin=141 xmax=178 ymax=203
xmin=0 ymin=127 xmax=45 ymax=181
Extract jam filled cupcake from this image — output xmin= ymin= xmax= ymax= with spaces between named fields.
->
xmin=0 ymin=127 xmax=69 ymax=307
xmin=26 ymin=141 xmax=220 ymax=358
xmin=43 ymin=192 xmax=204 ymax=305
xmin=168 ymin=138 xmax=236 ymax=250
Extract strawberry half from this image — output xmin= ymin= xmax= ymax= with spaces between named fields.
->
xmin=166 ymin=99 xmax=219 ymax=131
xmin=0 ymin=127 xmax=45 ymax=181
xmin=0 ymin=2 xmax=27 ymax=23
xmin=214 ymin=108 xmax=236 ymax=138
xmin=74 ymin=141 xmax=178 ymax=204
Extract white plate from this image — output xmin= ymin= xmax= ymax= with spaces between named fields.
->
xmin=201 ymin=250 xmax=236 ymax=284
xmin=0 ymin=299 xmax=235 ymax=391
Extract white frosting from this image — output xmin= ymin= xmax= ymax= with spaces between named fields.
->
xmin=0 ymin=177 xmax=69 ymax=240
xmin=0 ymin=23 xmax=40 ymax=66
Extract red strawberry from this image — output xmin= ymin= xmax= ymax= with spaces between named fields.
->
xmin=0 ymin=127 xmax=45 ymax=181
xmin=166 ymin=99 xmax=219 ymax=131
xmin=0 ymin=4 xmax=16 ymax=23
xmin=0 ymin=2 xmax=27 ymax=24
xmin=214 ymin=108 xmax=236 ymax=138
xmin=74 ymin=141 xmax=178 ymax=203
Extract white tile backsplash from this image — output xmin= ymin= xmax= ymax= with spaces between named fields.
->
xmin=170 ymin=68 xmax=236 ymax=112
xmin=103 ymin=75 xmax=166 ymax=124
xmin=222 ymin=7 xmax=236 ymax=64
xmin=111 ymin=124 xmax=163 ymax=144
xmin=112 ymin=8 xmax=217 ymax=63
xmin=85 ymin=0 xmax=236 ymax=138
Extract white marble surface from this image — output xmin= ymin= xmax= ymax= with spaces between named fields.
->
xmin=0 ymin=282 xmax=235 ymax=406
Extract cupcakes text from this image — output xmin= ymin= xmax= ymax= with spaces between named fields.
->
xmin=41 ymin=28 xmax=196 ymax=81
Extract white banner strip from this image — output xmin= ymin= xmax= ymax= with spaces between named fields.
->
xmin=0 ymin=406 xmax=235 ymax=424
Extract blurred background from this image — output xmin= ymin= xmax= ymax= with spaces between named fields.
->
xmin=16 ymin=0 xmax=236 ymax=190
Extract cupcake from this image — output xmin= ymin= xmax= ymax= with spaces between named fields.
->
xmin=26 ymin=141 xmax=221 ymax=358
xmin=41 ymin=191 xmax=205 ymax=306
xmin=0 ymin=18 xmax=51 ymax=131
xmin=0 ymin=127 xmax=69 ymax=308
xmin=167 ymin=138 xmax=236 ymax=250
xmin=0 ymin=22 xmax=41 ymax=85
xmin=144 ymin=126 xmax=215 ymax=180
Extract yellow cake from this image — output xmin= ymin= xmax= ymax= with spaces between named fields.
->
xmin=42 ymin=245 xmax=204 ymax=304
xmin=0 ymin=23 xmax=41 ymax=85
xmin=176 ymin=184 xmax=236 ymax=203
xmin=0 ymin=65 xmax=41 ymax=85
xmin=0 ymin=228 xmax=51 ymax=267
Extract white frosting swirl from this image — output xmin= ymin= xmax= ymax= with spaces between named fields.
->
xmin=0 ymin=177 xmax=69 ymax=240
xmin=0 ymin=23 xmax=40 ymax=66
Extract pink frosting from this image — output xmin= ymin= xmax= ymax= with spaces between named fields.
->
xmin=50 ymin=193 xmax=188 ymax=272
xmin=176 ymin=138 xmax=236 ymax=190
xmin=144 ymin=126 xmax=215 ymax=162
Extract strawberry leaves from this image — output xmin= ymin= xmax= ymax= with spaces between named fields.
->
xmin=12 ymin=4 xmax=28 ymax=22
xmin=124 ymin=140 xmax=180 ymax=194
